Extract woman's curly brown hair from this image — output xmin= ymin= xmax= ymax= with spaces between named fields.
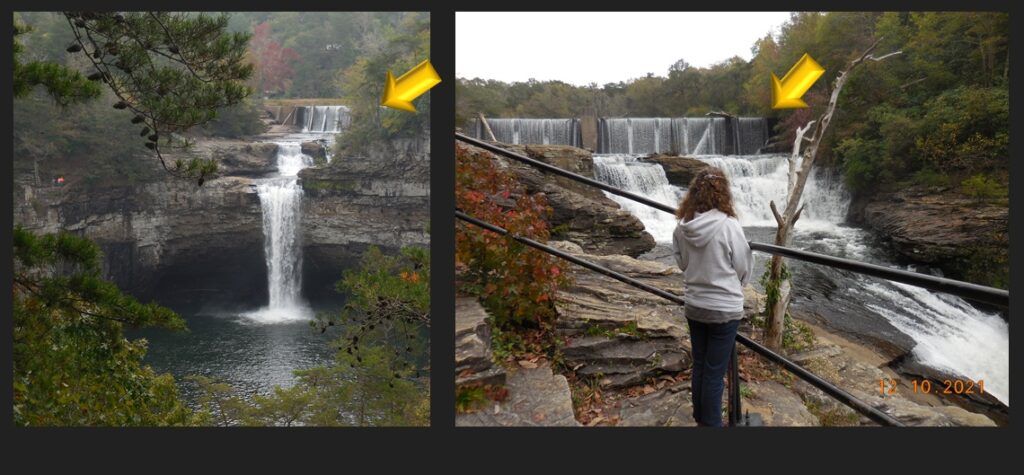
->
xmin=676 ymin=167 xmax=737 ymax=222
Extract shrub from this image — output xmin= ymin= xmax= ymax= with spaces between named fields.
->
xmin=455 ymin=144 xmax=570 ymax=327
xmin=961 ymin=173 xmax=1007 ymax=202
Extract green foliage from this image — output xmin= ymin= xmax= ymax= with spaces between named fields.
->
xmin=14 ymin=90 xmax=163 ymax=189
xmin=197 ymin=98 xmax=269 ymax=138
xmin=14 ymin=22 xmax=102 ymax=106
xmin=961 ymin=174 xmax=1007 ymax=202
xmin=456 ymin=386 xmax=488 ymax=413
xmin=490 ymin=322 xmax=529 ymax=363
xmin=915 ymin=86 xmax=1008 ymax=173
xmin=226 ymin=12 xmax=387 ymax=99
xmin=759 ymin=263 xmax=790 ymax=311
xmin=908 ymin=168 xmax=951 ymax=188
xmin=782 ymin=314 xmax=815 ymax=352
xmin=13 ymin=227 xmax=193 ymax=426
xmin=14 ymin=12 xmax=255 ymax=184
xmin=456 ymin=144 xmax=571 ymax=327
xmin=585 ymin=321 xmax=641 ymax=338
xmin=192 ymin=346 xmax=428 ymax=427
xmin=337 ymin=12 xmax=430 ymax=154
xmin=835 ymin=137 xmax=892 ymax=193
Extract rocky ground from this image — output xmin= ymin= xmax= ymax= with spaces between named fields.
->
xmin=454 ymin=244 xmax=998 ymax=427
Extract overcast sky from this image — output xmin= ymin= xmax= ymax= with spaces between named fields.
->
xmin=456 ymin=12 xmax=793 ymax=85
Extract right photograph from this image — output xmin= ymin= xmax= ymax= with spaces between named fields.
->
xmin=453 ymin=11 xmax=1009 ymax=427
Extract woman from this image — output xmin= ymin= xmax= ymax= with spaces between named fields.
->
xmin=671 ymin=167 xmax=753 ymax=427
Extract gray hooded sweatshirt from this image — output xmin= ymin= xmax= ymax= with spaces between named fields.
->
xmin=671 ymin=209 xmax=754 ymax=317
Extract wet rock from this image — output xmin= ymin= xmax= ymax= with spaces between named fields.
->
xmin=639 ymin=154 xmax=710 ymax=187
xmin=300 ymin=141 xmax=328 ymax=164
xmin=854 ymin=185 xmax=1008 ymax=287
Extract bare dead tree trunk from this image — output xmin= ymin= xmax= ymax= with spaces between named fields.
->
xmin=478 ymin=113 xmax=497 ymax=141
xmin=764 ymin=39 xmax=902 ymax=350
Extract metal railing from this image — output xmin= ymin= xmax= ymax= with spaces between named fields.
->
xmin=456 ymin=133 xmax=1010 ymax=426
xmin=456 ymin=132 xmax=1008 ymax=309
xmin=456 ymin=211 xmax=902 ymax=427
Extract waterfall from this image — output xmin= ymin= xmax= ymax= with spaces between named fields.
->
xmin=592 ymin=152 xmax=1008 ymax=404
xmin=473 ymin=118 xmax=581 ymax=146
xmin=695 ymin=155 xmax=850 ymax=229
xmin=598 ymin=118 xmax=673 ymax=154
xmin=246 ymin=142 xmax=313 ymax=323
xmin=300 ymin=105 xmax=351 ymax=133
xmin=596 ymin=116 xmax=768 ymax=155
xmin=592 ymin=153 xmax=846 ymax=243
xmin=471 ymin=116 xmax=769 ymax=154
xmin=592 ymin=154 xmax=683 ymax=240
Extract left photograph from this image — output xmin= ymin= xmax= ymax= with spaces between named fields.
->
xmin=13 ymin=11 xmax=431 ymax=426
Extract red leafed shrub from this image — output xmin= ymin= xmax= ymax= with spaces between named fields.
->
xmin=455 ymin=143 xmax=570 ymax=327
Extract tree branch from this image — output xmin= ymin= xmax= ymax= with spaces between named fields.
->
xmin=769 ymin=200 xmax=784 ymax=227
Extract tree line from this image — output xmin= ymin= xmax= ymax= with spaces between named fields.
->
xmin=457 ymin=12 xmax=1009 ymax=196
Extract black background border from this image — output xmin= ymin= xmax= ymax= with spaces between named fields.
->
xmin=1 ymin=1 xmax=1019 ymax=470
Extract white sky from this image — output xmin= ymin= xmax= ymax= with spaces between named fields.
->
xmin=456 ymin=12 xmax=793 ymax=85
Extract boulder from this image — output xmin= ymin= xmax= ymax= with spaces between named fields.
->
xmin=551 ymin=243 xmax=690 ymax=388
xmin=639 ymin=154 xmax=710 ymax=187
xmin=853 ymin=185 xmax=1008 ymax=288
xmin=301 ymin=140 xmax=328 ymax=164
xmin=455 ymin=366 xmax=580 ymax=427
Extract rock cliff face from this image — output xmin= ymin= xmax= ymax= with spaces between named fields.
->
xmin=851 ymin=186 xmax=1009 ymax=288
xmin=15 ymin=175 xmax=266 ymax=303
xmin=14 ymin=134 xmax=431 ymax=304
xmin=480 ymin=144 xmax=655 ymax=257
xmin=298 ymin=136 xmax=430 ymax=297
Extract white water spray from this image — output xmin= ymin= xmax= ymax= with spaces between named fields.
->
xmin=245 ymin=142 xmax=313 ymax=323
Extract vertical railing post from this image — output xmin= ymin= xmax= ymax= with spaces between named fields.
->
xmin=728 ymin=343 xmax=741 ymax=426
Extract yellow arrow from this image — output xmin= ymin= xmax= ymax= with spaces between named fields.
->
xmin=771 ymin=53 xmax=825 ymax=109
xmin=381 ymin=59 xmax=441 ymax=113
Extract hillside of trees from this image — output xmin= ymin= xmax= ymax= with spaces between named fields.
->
xmin=456 ymin=12 xmax=1008 ymax=197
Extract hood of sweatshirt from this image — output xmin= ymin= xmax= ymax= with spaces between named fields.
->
xmin=678 ymin=209 xmax=729 ymax=247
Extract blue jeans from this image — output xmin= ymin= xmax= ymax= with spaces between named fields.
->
xmin=687 ymin=317 xmax=741 ymax=427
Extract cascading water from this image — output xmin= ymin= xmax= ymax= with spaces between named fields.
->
xmin=593 ymin=154 xmax=683 ymax=239
xmin=592 ymin=150 xmax=1009 ymax=405
xmin=246 ymin=142 xmax=314 ymax=323
xmin=598 ymin=117 xmax=769 ymax=155
xmin=300 ymin=105 xmax=351 ymax=133
xmin=473 ymin=118 xmax=581 ymax=146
